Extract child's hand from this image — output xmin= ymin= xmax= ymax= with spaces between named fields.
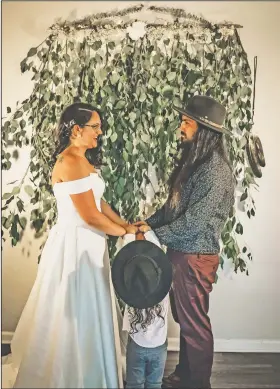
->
xmin=139 ymin=224 xmax=151 ymax=233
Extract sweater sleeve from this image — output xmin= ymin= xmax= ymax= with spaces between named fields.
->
xmin=153 ymin=167 xmax=234 ymax=247
xmin=145 ymin=202 xmax=167 ymax=229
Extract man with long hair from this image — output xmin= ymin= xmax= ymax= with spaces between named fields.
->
xmin=135 ymin=95 xmax=235 ymax=389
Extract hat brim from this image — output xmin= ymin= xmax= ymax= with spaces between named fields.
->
xmin=246 ymin=136 xmax=262 ymax=178
xmin=173 ymin=105 xmax=232 ymax=136
xmin=111 ymin=241 xmax=172 ymax=309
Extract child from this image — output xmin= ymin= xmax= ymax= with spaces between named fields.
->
xmin=121 ymin=229 xmax=169 ymax=389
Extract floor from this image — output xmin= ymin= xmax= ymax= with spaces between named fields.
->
xmin=2 ymin=344 xmax=280 ymax=388
xmin=165 ymin=351 xmax=280 ymax=388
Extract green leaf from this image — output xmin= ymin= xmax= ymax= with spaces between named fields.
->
xmin=129 ymin=112 xmax=137 ymax=122
xmin=116 ymin=183 xmax=123 ymax=197
xmin=167 ymin=72 xmax=176 ymax=82
xmin=229 ymin=206 xmax=235 ymax=218
xmin=27 ymin=47 xmax=37 ymax=57
xmin=108 ymin=42 xmax=115 ymax=50
xmin=139 ymin=93 xmax=146 ymax=103
xmin=235 ymin=222 xmax=243 ymax=235
xmin=12 ymin=186 xmax=20 ymax=195
xmin=153 ymin=54 xmax=161 ymax=64
xmin=149 ymin=78 xmax=158 ymax=88
xmin=44 ymin=91 xmax=50 ymax=101
xmin=123 ymin=192 xmax=131 ymax=201
xmin=2 ymin=192 xmax=13 ymax=200
xmin=125 ymin=141 xmax=133 ymax=153
xmin=3 ymin=215 xmax=14 ymax=229
xmin=110 ymin=73 xmax=120 ymax=85
xmin=20 ymin=59 xmax=28 ymax=73
xmin=240 ymin=191 xmax=248 ymax=201
xmin=19 ymin=217 xmax=27 ymax=229
xmin=123 ymin=45 xmax=133 ymax=55
xmin=17 ymin=199 xmax=24 ymax=213
xmin=162 ymin=86 xmax=174 ymax=98
xmin=4 ymin=120 xmax=11 ymax=130
xmin=23 ymin=102 xmax=30 ymax=112
xmin=118 ymin=177 xmax=126 ymax=189
xmin=92 ymin=40 xmax=102 ymax=50
xmin=154 ymin=116 xmax=163 ymax=128
xmin=226 ymin=220 xmax=233 ymax=232
xmin=115 ymin=101 xmax=126 ymax=110
xmin=24 ymin=185 xmax=34 ymax=197
xmin=100 ymin=68 xmax=107 ymax=79
xmin=14 ymin=111 xmax=23 ymax=119
xmin=123 ymin=150 xmax=129 ymax=162
xmin=7 ymin=107 xmax=11 ymax=114
xmin=110 ymin=133 xmax=118 ymax=143
xmin=142 ymin=134 xmax=150 ymax=144
xmin=19 ymin=119 xmax=26 ymax=130
xmin=43 ymin=200 xmax=52 ymax=212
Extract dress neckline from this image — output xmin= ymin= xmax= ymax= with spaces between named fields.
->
xmin=53 ymin=172 xmax=98 ymax=188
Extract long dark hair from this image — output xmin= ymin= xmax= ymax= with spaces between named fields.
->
xmin=168 ymin=124 xmax=230 ymax=208
xmin=128 ymin=304 xmax=165 ymax=334
xmin=51 ymin=102 xmax=104 ymax=168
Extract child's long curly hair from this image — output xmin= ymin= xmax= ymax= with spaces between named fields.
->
xmin=128 ymin=304 xmax=165 ymax=334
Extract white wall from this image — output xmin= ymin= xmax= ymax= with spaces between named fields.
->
xmin=2 ymin=1 xmax=280 ymax=350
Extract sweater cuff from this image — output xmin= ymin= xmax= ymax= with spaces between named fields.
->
xmin=145 ymin=215 xmax=157 ymax=229
xmin=153 ymin=224 xmax=171 ymax=246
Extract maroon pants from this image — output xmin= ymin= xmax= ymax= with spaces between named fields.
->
xmin=167 ymin=249 xmax=219 ymax=389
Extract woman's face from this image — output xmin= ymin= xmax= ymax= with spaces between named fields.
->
xmin=80 ymin=111 xmax=102 ymax=149
xmin=179 ymin=115 xmax=198 ymax=142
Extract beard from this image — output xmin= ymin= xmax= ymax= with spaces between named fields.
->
xmin=176 ymin=136 xmax=194 ymax=162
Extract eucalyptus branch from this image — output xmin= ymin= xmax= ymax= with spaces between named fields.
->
xmin=50 ymin=4 xmax=242 ymax=33
xmin=2 ymin=12 xmax=257 ymax=275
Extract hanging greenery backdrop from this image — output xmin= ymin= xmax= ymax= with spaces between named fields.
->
xmin=2 ymin=5 xmax=258 ymax=274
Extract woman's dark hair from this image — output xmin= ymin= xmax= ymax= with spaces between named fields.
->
xmin=168 ymin=124 xmax=231 ymax=208
xmin=51 ymin=102 xmax=104 ymax=168
xmin=128 ymin=304 xmax=165 ymax=334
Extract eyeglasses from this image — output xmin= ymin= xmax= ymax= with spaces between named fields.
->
xmin=83 ymin=124 xmax=101 ymax=130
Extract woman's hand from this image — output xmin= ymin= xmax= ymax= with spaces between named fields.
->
xmin=125 ymin=224 xmax=139 ymax=234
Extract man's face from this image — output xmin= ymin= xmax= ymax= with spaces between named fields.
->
xmin=178 ymin=115 xmax=198 ymax=143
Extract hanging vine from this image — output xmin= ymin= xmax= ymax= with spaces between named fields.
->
xmin=2 ymin=5 xmax=258 ymax=274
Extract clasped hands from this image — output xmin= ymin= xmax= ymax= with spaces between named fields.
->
xmin=123 ymin=221 xmax=151 ymax=235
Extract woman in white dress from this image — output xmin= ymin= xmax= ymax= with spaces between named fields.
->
xmin=11 ymin=102 xmax=136 ymax=388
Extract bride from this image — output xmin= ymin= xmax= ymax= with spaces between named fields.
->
xmin=10 ymin=102 xmax=136 ymax=388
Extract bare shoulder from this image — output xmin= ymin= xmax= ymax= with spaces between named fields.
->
xmin=52 ymin=152 xmax=85 ymax=185
xmin=56 ymin=151 xmax=77 ymax=167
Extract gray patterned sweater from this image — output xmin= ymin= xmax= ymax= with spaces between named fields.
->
xmin=146 ymin=151 xmax=235 ymax=254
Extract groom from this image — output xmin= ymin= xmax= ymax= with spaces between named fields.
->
xmin=134 ymin=95 xmax=235 ymax=388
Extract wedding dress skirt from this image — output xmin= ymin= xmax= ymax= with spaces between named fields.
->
xmin=8 ymin=173 xmax=126 ymax=388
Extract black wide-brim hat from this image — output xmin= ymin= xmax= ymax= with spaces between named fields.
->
xmin=173 ymin=95 xmax=232 ymax=136
xmin=111 ymin=235 xmax=172 ymax=309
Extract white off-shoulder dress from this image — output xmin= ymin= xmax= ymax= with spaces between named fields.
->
xmin=10 ymin=172 xmax=125 ymax=388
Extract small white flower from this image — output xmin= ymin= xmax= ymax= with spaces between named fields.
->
xmin=127 ymin=21 xmax=147 ymax=41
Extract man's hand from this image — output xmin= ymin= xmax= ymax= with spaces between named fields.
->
xmin=125 ymin=224 xmax=139 ymax=234
xmin=133 ymin=220 xmax=148 ymax=227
